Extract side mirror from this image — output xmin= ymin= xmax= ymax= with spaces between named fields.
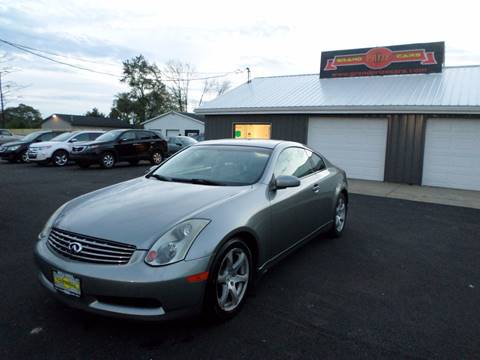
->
xmin=273 ymin=175 xmax=300 ymax=190
xmin=69 ymin=138 xmax=78 ymax=143
xmin=176 ymin=142 xmax=182 ymax=146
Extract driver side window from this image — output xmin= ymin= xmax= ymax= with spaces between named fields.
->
xmin=274 ymin=147 xmax=314 ymax=178
xmin=120 ymin=131 xmax=136 ymax=141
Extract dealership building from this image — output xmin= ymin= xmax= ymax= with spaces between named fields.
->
xmin=196 ymin=42 xmax=480 ymax=191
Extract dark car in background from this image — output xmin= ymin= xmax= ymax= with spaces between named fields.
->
xmin=0 ymin=130 xmax=65 ymax=163
xmin=0 ymin=129 xmax=24 ymax=145
xmin=70 ymin=129 xmax=168 ymax=169
xmin=167 ymin=136 xmax=198 ymax=155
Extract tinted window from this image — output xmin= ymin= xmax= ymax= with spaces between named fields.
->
xmin=73 ymin=133 xmax=92 ymax=142
xmin=95 ymin=130 xmax=123 ymax=142
xmin=274 ymin=147 xmax=314 ymax=178
xmin=305 ymin=150 xmax=326 ymax=172
xmin=152 ymin=145 xmax=272 ymax=186
xmin=89 ymin=133 xmax=102 ymax=140
xmin=0 ymin=130 xmax=10 ymax=135
xmin=39 ymin=132 xmax=60 ymax=141
xmin=137 ymin=131 xmax=152 ymax=140
xmin=120 ymin=131 xmax=136 ymax=141
xmin=51 ymin=132 xmax=73 ymax=142
xmin=168 ymin=137 xmax=177 ymax=144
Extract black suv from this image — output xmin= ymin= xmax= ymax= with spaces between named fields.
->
xmin=0 ymin=130 xmax=65 ymax=163
xmin=70 ymin=129 xmax=168 ymax=169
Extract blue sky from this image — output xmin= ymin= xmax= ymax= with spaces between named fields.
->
xmin=1 ymin=0 xmax=480 ymax=118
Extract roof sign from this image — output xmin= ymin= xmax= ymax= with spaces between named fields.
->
xmin=320 ymin=42 xmax=444 ymax=78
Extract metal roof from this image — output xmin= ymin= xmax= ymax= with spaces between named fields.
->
xmin=195 ymin=65 xmax=480 ymax=115
xmin=141 ymin=111 xmax=204 ymax=125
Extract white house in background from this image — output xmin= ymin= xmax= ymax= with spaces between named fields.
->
xmin=142 ymin=111 xmax=204 ymax=138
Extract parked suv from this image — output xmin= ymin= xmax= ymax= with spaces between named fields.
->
xmin=70 ymin=129 xmax=167 ymax=169
xmin=167 ymin=136 xmax=198 ymax=155
xmin=0 ymin=130 xmax=65 ymax=163
xmin=28 ymin=130 xmax=104 ymax=166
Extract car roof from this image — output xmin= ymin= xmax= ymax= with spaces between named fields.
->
xmin=197 ymin=139 xmax=301 ymax=149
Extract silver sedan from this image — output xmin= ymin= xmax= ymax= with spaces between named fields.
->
xmin=34 ymin=139 xmax=348 ymax=321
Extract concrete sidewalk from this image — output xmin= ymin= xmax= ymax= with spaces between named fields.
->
xmin=349 ymin=179 xmax=480 ymax=210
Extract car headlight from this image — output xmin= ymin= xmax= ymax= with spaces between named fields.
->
xmin=7 ymin=145 xmax=20 ymax=151
xmin=145 ymin=219 xmax=210 ymax=266
xmin=37 ymin=145 xmax=52 ymax=150
xmin=38 ymin=203 xmax=68 ymax=240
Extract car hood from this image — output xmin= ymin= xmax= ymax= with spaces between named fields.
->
xmin=2 ymin=140 xmax=28 ymax=147
xmin=54 ymin=177 xmax=250 ymax=249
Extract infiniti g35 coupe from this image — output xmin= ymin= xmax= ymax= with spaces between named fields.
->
xmin=34 ymin=139 xmax=348 ymax=321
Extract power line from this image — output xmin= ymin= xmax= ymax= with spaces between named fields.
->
xmin=0 ymin=38 xmax=122 ymax=77
xmin=0 ymin=37 xmax=244 ymax=82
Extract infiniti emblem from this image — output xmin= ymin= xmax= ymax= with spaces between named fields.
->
xmin=69 ymin=242 xmax=83 ymax=254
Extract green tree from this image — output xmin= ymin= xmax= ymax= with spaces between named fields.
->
xmin=110 ymin=55 xmax=176 ymax=125
xmin=4 ymin=103 xmax=42 ymax=128
xmin=85 ymin=107 xmax=106 ymax=118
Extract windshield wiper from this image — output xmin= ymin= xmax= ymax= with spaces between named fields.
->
xmin=147 ymin=174 xmax=173 ymax=182
xmin=177 ymin=178 xmax=225 ymax=186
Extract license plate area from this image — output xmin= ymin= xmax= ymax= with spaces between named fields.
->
xmin=52 ymin=270 xmax=81 ymax=297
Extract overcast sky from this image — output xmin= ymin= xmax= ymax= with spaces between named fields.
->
xmin=1 ymin=0 xmax=480 ymax=118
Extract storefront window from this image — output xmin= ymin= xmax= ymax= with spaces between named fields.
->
xmin=234 ymin=124 xmax=271 ymax=139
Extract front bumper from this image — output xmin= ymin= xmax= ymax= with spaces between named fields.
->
xmin=34 ymin=239 xmax=211 ymax=320
xmin=0 ymin=149 xmax=20 ymax=160
xmin=27 ymin=150 xmax=51 ymax=162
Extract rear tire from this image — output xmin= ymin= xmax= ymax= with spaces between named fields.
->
xmin=329 ymin=193 xmax=347 ymax=238
xmin=150 ymin=150 xmax=163 ymax=165
xmin=100 ymin=152 xmax=115 ymax=169
xmin=52 ymin=150 xmax=69 ymax=167
xmin=204 ymin=238 xmax=252 ymax=322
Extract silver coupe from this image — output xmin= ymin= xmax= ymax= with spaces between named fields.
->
xmin=34 ymin=139 xmax=348 ymax=321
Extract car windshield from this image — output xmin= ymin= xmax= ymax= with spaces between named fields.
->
xmin=151 ymin=145 xmax=272 ymax=186
xmin=95 ymin=130 xmax=123 ymax=142
xmin=51 ymin=132 xmax=73 ymax=142
xmin=21 ymin=131 xmax=45 ymax=142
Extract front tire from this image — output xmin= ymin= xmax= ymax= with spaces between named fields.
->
xmin=52 ymin=150 xmax=69 ymax=167
xmin=100 ymin=152 xmax=115 ymax=169
xmin=329 ymin=193 xmax=347 ymax=238
xmin=204 ymin=239 xmax=252 ymax=322
xmin=20 ymin=150 xmax=29 ymax=163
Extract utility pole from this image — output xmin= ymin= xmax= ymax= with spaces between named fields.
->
xmin=0 ymin=72 xmax=5 ymax=128
xmin=246 ymin=67 xmax=251 ymax=83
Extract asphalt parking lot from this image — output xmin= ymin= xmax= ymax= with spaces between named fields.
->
xmin=0 ymin=161 xmax=479 ymax=359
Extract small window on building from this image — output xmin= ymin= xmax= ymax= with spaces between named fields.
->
xmin=234 ymin=124 xmax=271 ymax=139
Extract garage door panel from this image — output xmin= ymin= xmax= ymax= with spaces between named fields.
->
xmin=422 ymin=119 xmax=480 ymax=191
xmin=308 ymin=118 xmax=387 ymax=181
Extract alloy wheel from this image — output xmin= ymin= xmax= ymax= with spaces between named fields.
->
xmin=216 ymin=247 xmax=249 ymax=312
xmin=152 ymin=152 xmax=163 ymax=164
xmin=102 ymin=154 xmax=114 ymax=168
xmin=21 ymin=151 xmax=29 ymax=163
xmin=54 ymin=152 xmax=68 ymax=166
xmin=335 ymin=197 xmax=346 ymax=232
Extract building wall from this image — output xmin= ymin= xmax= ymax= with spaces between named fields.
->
xmin=384 ymin=114 xmax=426 ymax=185
xmin=204 ymin=114 xmax=309 ymax=143
xmin=42 ymin=118 xmax=72 ymax=130
xmin=144 ymin=113 xmax=204 ymax=137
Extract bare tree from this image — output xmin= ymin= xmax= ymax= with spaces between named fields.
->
xmin=163 ymin=60 xmax=195 ymax=112
xmin=0 ymin=53 xmax=27 ymax=128
xmin=197 ymin=79 xmax=232 ymax=107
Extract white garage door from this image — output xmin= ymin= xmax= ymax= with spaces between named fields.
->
xmin=307 ymin=117 xmax=388 ymax=181
xmin=422 ymin=119 xmax=480 ymax=191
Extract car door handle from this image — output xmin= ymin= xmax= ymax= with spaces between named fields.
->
xmin=312 ymin=184 xmax=320 ymax=193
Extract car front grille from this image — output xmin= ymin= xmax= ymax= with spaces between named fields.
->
xmin=47 ymin=228 xmax=136 ymax=265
